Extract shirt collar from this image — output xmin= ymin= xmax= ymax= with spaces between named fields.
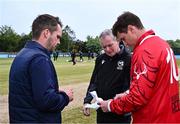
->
xmin=25 ymin=40 xmax=51 ymax=57
xmin=134 ymin=29 xmax=155 ymax=49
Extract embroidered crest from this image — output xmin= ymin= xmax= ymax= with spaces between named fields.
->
xmin=134 ymin=63 xmax=147 ymax=80
xmin=117 ymin=60 xmax=124 ymax=70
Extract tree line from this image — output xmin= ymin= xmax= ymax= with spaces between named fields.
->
xmin=0 ymin=25 xmax=180 ymax=54
xmin=0 ymin=25 xmax=101 ymax=54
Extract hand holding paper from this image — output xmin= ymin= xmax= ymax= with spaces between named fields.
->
xmin=84 ymin=91 xmax=103 ymax=110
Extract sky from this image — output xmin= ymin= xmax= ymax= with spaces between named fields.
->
xmin=0 ymin=0 xmax=180 ymax=41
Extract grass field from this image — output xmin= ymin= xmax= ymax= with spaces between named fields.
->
xmin=0 ymin=57 xmax=96 ymax=123
xmin=0 ymin=57 xmax=94 ymax=95
xmin=1 ymin=57 xmax=180 ymax=95
xmin=1 ymin=57 xmax=180 ymax=123
xmin=62 ymin=107 xmax=96 ymax=124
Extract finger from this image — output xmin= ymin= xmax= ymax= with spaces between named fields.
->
xmin=83 ymin=109 xmax=90 ymax=116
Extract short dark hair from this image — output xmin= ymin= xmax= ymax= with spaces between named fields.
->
xmin=112 ymin=11 xmax=144 ymax=36
xmin=32 ymin=14 xmax=62 ymax=39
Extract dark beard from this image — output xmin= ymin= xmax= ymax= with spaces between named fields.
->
xmin=47 ymin=37 xmax=53 ymax=52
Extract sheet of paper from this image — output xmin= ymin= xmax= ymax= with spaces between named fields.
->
xmin=84 ymin=91 xmax=103 ymax=109
xmin=84 ymin=102 xmax=99 ymax=109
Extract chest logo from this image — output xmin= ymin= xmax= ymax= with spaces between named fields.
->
xmin=134 ymin=63 xmax=147 ymax=80
xmin=117 ymin=60 xmax=124 ymax=70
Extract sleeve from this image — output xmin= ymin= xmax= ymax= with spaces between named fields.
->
xmin=83 ymin=57 xmax=100 ymax=104
xmin=123 ymin=52 xmax=131 ymax=91
xmin=30 ymin=56 xmax=69 ymax=112
xmin=110 ymin=50 xmax=158 ymax=114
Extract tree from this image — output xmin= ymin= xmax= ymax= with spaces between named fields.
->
xmin=16 ymin=32 xmax=32 ymax=51
xmin=0 ymin=25 xmax=21 ymax=52
xmin=167 ymin=39 xmax=180 ymax=54
xmin=85 ymin=35 xmax=101 ymax=53
xmin=75 ymin=39 xmax=87 ymax=53
xmin=56 ymin=25 xmax=76 ymax=52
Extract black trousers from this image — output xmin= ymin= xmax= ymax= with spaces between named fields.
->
xmin=96 ymin=109 xmax=131 ymax=124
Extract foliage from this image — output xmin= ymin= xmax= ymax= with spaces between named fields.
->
xmin=57 ymin=25 xmax=76 ymax=52
xmin=85 ymin=35 xmax=101 ymax=53
xmin=0 ymin=26 xmax=21 ymax=52
xmin=1 ymin=24 xmax=180 ymax=54
xmin=0 ymin=25 xmax=101 ymax=54
xmin=73 ymin=40 xmax=87 ymax=53
xmin=0 ymin=24 xmax=102 ymax=56
xmin=16 ymin=32 xmax=32 ymax=51
xmin=167 ymin=39 xmax=180 ymax=54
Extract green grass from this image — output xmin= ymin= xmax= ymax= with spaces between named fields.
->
xmin=62 ymin=107 xmax=96 ymax=124
xmin=1 ymin=58 xmax=180 ymax=124
xmin=55 ymin=58 xmax=94 ymax=85
xmin=0 ymin=57 xmax=96 ymax=123
xmin=177 ymin=59 xmax=180 ymax=66
xmin=0 ymin=58 xmax=13 ymax=95
xmin=0 ymin=57 xmax=94 ymax=95
xmin=1 ymin=58 xmax=180 ymax=95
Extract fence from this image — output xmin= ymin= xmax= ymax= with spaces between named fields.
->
xmin=0 ymin=52 xmax=71 ymax=58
